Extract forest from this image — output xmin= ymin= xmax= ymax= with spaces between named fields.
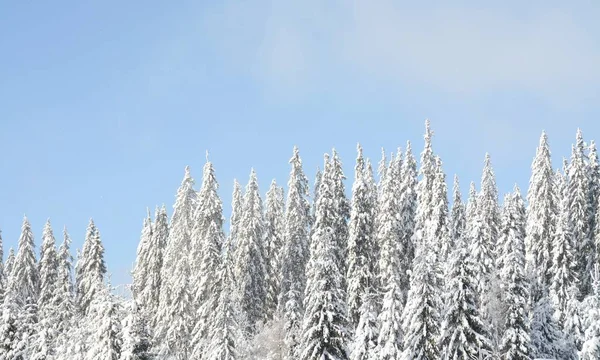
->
xmin=1 ymin=120 xmax=600 ymax=360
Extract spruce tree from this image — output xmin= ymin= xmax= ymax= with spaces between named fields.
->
xmin=346 ymin=144 xmax=376 ymax=329
xmin=530 ymin=293 xmax=571 ymax=359
xmin=278 ymin=146 xmax=311 ymax=357
xmin=4 ymin=248 xmax=15 ymax=283
xmin=373 ymin=150 xmax=404 ymax=360
xmin=569 ymin=130 xmax=594 ymax=298
xmin=413 ymin=119 xmax=437 ymax=252
xmin=477 ymin=153 xmax=500 ymax=290
xmin=498 ymin=187 xmax=531 ymax=360
xmin=330 ymin=149 xmax=350 ymax=281
xmin=589 ymin=140 xmax=600 ymax=248
xmin=431 ymin=156 xmax=451 ymax=264
xmin=189 ymin=160 xmax=226 ymax=357
xmin=132 ymin=210 xmax=153 ymax=309
xmin=234 ymin=168 xmax=267 ymax=334
xmin=8 ymin=216 xmax=39 ymax=306
xmin=86 ymin=284 xmax=121 ymax=360
xmin=549 ymin=166 xmax=577 ymax=325
xmin=439 ymin=213 xmax=490 ymax=360
xmin=300 ymin=154 xmax=350 ymax=360
xmin=55 ymin=228 xmax=76 ymax=348
xmin=465 ymin=181 xmax=478 ymax=237
xmin=349 ymin=291 xmax=377 ymax=360
xmin=76 ymin=218 xmax=107 ymax=315
xmin=154 ymin=166 xmax=197 ymax=359
xmin=525 ymin=131 xmax=556 ymax=287
xmin=120 ymin=301 xmax=151 ymax=360
xmin=264 ymin=179 xmax=285 ymax=321
xmin=225 ymin=179 xmax=243 ymax=259
xmin=449 ymin=175 xmax=466 ymax=249
xmin=146 ymin=206 xmax=167 ymax=322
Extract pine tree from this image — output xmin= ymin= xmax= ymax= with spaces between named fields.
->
xmin=55 ymin=228 xmax=76 ymax=347
xmin=132 ymin=210 xmax=153 ymax=309
xmin=264 ymin=179 xmax=285 ymax=321
xmin=498 ymin=187 xmax=531 ymax=360
xmin=76 ymin=218 xmax=107 ymax=315
xmin=300 ymin=154 xmax=350 ymax=360
xmin=86 ymin=284 xmax=121 ymax=360
xmin=189 ymin=160 xmax=226 ymax=358
xmin=373 ymin=149 xmax=404 ymax=360
xmin=589 ymin=141 xmax=600 ymax=248
xmin=145 ymin=206 xmax=167 ymax=322
xmin=4 ymin=248 xmax=15 ymax=283
xmin=278 ymin=146 xmax=311 ymax=358
xmin=234 ymin=168 xmax=267 ymax=334
xmin=346 ymin=144 xmax=376 ymax=329
xmin=154 ymin=166 xmax=197 ymax=359
xmin=431 ymin=156 xmax=451 ymax=264
xmin=225 ymin=179 xmax=243 ymax=259
xmin=449 ymin=175 xmax=466 ymax=249
xmin=569 ymin=129 xmax=594 ymax=298
xmin=205 ymin=250 xmax=243 ymax=360
xmin=120 ymin=301 xmax=151 ymax=360
xmin=412 ymin=120 xmax=437 ymax=252
xmin=530 ymin=293 xmax=571 ymax=359
xmin=439 ymin=215 xmax=490 ymax=360
xmin=549 ymin=166 xmax=577 ymax=325
xmin=465 ymin=182 xmax=478 ymax=237
xmin=349 ymin=291 xmax=377 ymax=360
xmin=8 ymin=216 xmax=39 ymax=306
xmin=330 ymin=149 xmax=350 ymax=282
xmin=525 ymin=131 xmax=556 ymax=287
xmin=397 ymin=142 xmax=418 ymax=304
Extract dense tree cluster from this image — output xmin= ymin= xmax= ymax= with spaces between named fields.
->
xmin=1 ymin=120 xmax=600 ymax=359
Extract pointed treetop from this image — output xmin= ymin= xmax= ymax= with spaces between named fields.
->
xmin=539 ymin=130 xmax=548 ymax=145
xmin=185 ymin=165 xmax=191 ymax=178
xmin=453 ymin=175 xmax=461 ymax=203
xmin=513 ymin=184 xmax=522 ymax=197
xmin=290 ymin=145 xmax=301 ymax=165
xmin=425 ymin=118 xmax=433 ymax=141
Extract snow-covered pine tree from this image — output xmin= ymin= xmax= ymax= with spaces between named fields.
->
xmin=431 ymin=156 xmax=451 ymax=264
xmin=449 ymin=175 xmax=466 ymax=250
xmin=189 ymin=160 xmax=226 ymax=358
xmin=498 ymin=187 xmax=531 ymax=360
xmin=569 ymin=130 xmax=594 ymax=298
xmin=349 ymin=291 xmax=378 ymax=360
xmin=234 ymin=168 xmax=267 ymax=334
xmin=278 ymin=146 xmax=311 ymax=358
xmin=477 ymin=153 xmax=500 ymax=285
xmin=465 ymin=181 xmax=478 ymax=237
xmin=8 ymin=216 xmax=39 ymax=306
xmin=373 ymin=149 xmax=404 ymax=360
xmin=205 ymin=248 xmax=243 ymax=360
xmin=439 ymin=204 xmax=490 ymax=360
xmin=346 ymin=144 xmax=376 ymax=329
xmin=264 ymin=179 xmax=285 ymax=321
xmin=580 ymin=265 xmax=600 ymax=359
xmin=4 ymin=248 xmax=15 ymax=283
xmin=588 ymin=141 xmax=600 ymax=251
xmin=412 ymin=120 xmax=437 ymax=252
xmin=564 ymin=285 xmax=585 ymax=352
xmin=76 ymin=218 xmax=107 ymax=315
xmin=530 ymin=292 xmax=573 ymax=359
xmin=550 ymin=165 xmax=577 ymax=326
xmin=401 ymin=243 xmax=441 ymax=360
xmin=145 ymin=206 xmax=167 ymax=323
xmin=300 ymin=153 xmax=350 ymax=360
xmin=397 ymin=142 xmax=418 ymax=303
xmin=34 ymin=219 xmax=60 ymax=358
xmin=225 ymin=179 xmax=243 ymax=260
xmin=525 ymin=131 xmax=556 ymax=288
xmin=132 ymin=209 xmax=153 ymax=309
xmin=54 ymin=227 xmax=76 ymax=351
xmin=312 ymin=167 xmax=323 ymax=227
xmin=120 ymin=301 xmax=151 ymax=360
xmin=330 ymin=149 xmax=350 ymax=283
xmin=154 ymin=166 xmax=197 ymax=359
xmin=86 ymin=283 xmax=121 ymax=360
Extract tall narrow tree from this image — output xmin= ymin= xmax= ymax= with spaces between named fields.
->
xmin=278 ymin=146 xmax=311 ymax=357
xmin=132 ymin=210 xmax=153 ymax=309
xmin=346 ymin=144 xmax=376 ymax=329
xmin=75 ymin=219 xmax=106 ymax=316
xmin=234 ymin=168 xmax=267 ymax=334
xmin=330 ymin=149 xmax=350 ymax=281
xmin=264 ymin=179 xmax=285 ymax=321
xmin=300 ymin=154 xmax=350 ymax=360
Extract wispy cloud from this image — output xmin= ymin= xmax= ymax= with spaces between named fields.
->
xmin=201 ymin=1 xmax=600 ymax=106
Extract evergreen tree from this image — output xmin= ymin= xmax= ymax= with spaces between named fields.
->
xmin=498 ymin=187 xmax=531 ymax=360
xmin=4 ymin=248 xmax=15 ymax=283
xmin=581 ymin=266 xmax=600 ymax=359
xmin=349 ymin=291 xmax=377 ymax=360
xmin=189 ymin=160 xmax=226 ymax=357
xmin=346 ymin=144 xmax=376 ymax=329
xmin=530 ymin=293 xmax=571 ymax=359
xmin=225 ymin=179 xmax=243 ymax=259
xmin=330 ymin=149 xmax=350 ymax=281
xmin=132 ymin=210 xmax=153 ymax=309
xmin=264 ymin=179 xmax=285 ymax=321
xmin=205 ymin=250 xmax=243 ymax=360
xmin=154 ymin=166 xmax=197 ymax=359
xmin=55 ymin=228 xmax=76 ymax=345
xmin=146 ymin=206 xmax=167 ymax=321
xmin=300 ymin=154 xmax=350 ymax=360
xmin=589 ymin=140 xmax=600 ymax=248
xmin=120 ymin=302 xmax=151 ymax=360
xmin=278 ymin=146 xmax=311 ymax=358
xmin=465 ymin=182 xmax=478 ymax=237
xmin=477 ymin=153 xmax=500 ymax=294
xmin=439 ymin=215 xmax=490 ymax=360
xmin=569 ymin=130 xmax=594 ymax=298
xmin=234 ymin=168 xmax=267 ymax=334
xmin=373 ymin=149 xmax=404 ymax=360
xmin=86 ymin=284 xmax=121 ymax=360
xmin=449 ymin=175 xmax=466 ymax=249
xmin=549 ymin=166 xmax=577 ymax=325
xmin=76 ymin=218 xmax=107 ymax=315
xmin=525 ymin=131 xmax=556 ymax=287
xmin=397 ymin=142 xmax=418 ymax=302
xmin=431 ymin=156 xmax=451 ymax=263
xmin=8 ymin=216 xmax=39 ymax=306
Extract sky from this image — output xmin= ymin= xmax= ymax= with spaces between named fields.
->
xmin=1 ymin=1 xmax=599 ymax=286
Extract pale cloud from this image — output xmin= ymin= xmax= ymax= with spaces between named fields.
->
xmin=191 ymin=1 xmax=600 ymax=105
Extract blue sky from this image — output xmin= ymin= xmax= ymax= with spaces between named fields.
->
xmin=1 ymin=1 xmax=599 ymax=285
